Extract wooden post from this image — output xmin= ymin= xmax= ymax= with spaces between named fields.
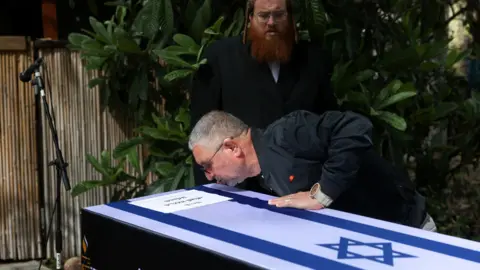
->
xmin=42 ymin=0 xmax=58 ymax=39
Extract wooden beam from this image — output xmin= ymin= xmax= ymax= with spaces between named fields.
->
xmin=42 ymin=0 xmax=58 ymax=40
xmin=0 ymin=36 xmax=28 ymax=51
xmin=34 ymin=39 xmax=69 ymax=49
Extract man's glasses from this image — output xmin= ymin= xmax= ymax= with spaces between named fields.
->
xmin=199 ymin=142 xmax=223 ymax=172
xmin=254 ymin=10 xmax=288 ymax=24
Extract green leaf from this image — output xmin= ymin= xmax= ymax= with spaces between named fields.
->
xmin=138 ymin=126 xmax=166 ymax=139
xmin=374 ymin=111 xmax=408 ymax=131
xmin=409 ymin=107 xmax=436 ymax=124
xmin=375 ymin=91 xmax=417 ymax=110
xmin=88 ymin=77 xmax=106 ymax=89
xmin=81 ymin=39 xmax=111 ymax=56
xmin=137 ymin=125 xmax=187 ymax=143
xmin=170 ymin=165 xmax=187 ymax=191
xmin=129 ymin=66 xmax=149 ymax=102
xmin=175 ymin=106 xmax=191 ymax=130
xmin=153 ymin=50 xmax=193 ymax=68
xmin=355 ymin=69 xmax=375 ymax=83
xmin=89 ymin=17 xmax=111 ymax=43
xmin=331 ymin=61 xmax=353 ymax=98
xmin=324 ymin=28 xmax=342 ymax=36
xmin=204 ymin=28 xmax=220 ymax=35
xmin=445 ymin=48 xmax=472 ymax=68
xmin=84 ymin=56 xmax=108 ymax=70
xmin=144 ymin=0 xmax=162 ymax=39
xmin=164 ymin=69 xmax=193 ymax=81
xmin=191 ymin=58 xmax=208 ymax=70
xmin=305 ymin=0 xmax=327 ymax=42
xmin=346 ymin=91 xmax=369 ymax=107
xmin=185 ymin=155 xmax=193 ymax=165
xmin=433 ymin=102 xmax=458 ymax=120
xmin=204 ymin=16 xmax=224 ymax=37
xmin=155 ymin=161 xmax=176 ymax=176
xmin=132 ymin=0 xmax=172 ymax=40
xmin=127 ymin=148 xmax=140 ymax=173
xmin=71 ymin=180 xmax=111 ymax=197
xmin=100 ymin=150 xmax=112 ymax=169
xmin=86 ymin=154 xmax=110 ymax=178
xmin=113 ymin=137 xmax=145 ymax=159
xmin=223 ymin=10 xmax=240 ymax=37
xmin=187 ymin=165 xmax=195 ymax=188
xmin=173 ymin=34 xmax=199 ymax=49
xmin=185 ymin=0 xmax=198 ymax=27
xmin=159 ymin=0 xmax=174 ymax=38
xmin=68 ymin=33 xmax=92 ymax=47
xmin=113 ymin=27 xmax=142 ymax=53
xmin=420 ymin=41 xmax=448 ymax=61
xmin=230 ymin=8 xmax=245 ymax=37
xmin=144 ymin=178 xmax=171 ymax=195
xmin=163 ymin=45 xmax=198 ymax=56
xmin=115 ymin=6 xmax=127 ymax=25
xmin=373 ymin=80 xmax=403 ymax=108
xmin=380 ymin=46 xmax=420 ymax=70
xmin=148 ymin=146 xmax=170 ymax=158
xmin=111 ymin=161 xmax=128 ymax=181
xmin=419 ymin=61 xmax=440 ymax=72
xmin=189 ymin=0 xmax=212 ymax=42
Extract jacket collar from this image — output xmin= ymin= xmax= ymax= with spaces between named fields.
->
xmin=250 ymin=128 xmax=268 ymax=178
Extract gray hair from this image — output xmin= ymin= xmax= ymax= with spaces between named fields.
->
xmin=188 ymin=111 xmax=249 ymax=150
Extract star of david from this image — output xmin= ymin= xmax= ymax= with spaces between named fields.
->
xmin=317 ymin=237 xmax=416 ymax=266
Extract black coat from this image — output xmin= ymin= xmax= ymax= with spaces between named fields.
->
xmin=190 ymin=35 xmax=338 ymax=187
xmin=252 ymin=110 xmax=422 ymax=227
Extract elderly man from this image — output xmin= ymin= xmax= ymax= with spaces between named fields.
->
xmin=188 ymin=110 xmax=437 ymax=231
xmin=190 ymin=0 xmax=338 ymax=190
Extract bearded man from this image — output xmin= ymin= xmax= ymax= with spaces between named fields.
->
xmin=190 ymin=0 xmax=339 ymax=192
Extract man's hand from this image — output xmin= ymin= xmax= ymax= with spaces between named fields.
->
xmin=268 ymin=191 xmax=324 ymax=210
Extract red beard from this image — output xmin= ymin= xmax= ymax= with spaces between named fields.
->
xmin=247 ymin=23 xmax=294 ymax=63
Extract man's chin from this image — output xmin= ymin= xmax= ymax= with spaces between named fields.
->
xmin=217 ymin=178 xmax=244 ymax=187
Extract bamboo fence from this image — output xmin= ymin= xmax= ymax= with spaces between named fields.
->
xmin=0 ymin=36 xmax=42 ymax=261
xmin=1 ymin=37 xmax=140 ymax=260
xmin=36 ymin=42 xmax=138 ymax=260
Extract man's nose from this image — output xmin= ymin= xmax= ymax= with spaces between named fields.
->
xmin=266 ymin=16 xmax=275 ymax=26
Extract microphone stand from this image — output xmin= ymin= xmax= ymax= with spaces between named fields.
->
xmin=30 ymin=66 xmax=71 ymax=270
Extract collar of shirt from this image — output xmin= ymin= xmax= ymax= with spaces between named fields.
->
xmin=250 ymin=128 xmax=270 ymax=185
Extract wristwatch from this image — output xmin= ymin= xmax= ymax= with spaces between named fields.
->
xmin=309 ymin=183 xmax=333 ymax=207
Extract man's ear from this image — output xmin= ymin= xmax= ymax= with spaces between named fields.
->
xmin=222 ymin=138 xmax=242 ymax=157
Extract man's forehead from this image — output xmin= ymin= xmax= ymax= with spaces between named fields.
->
xmin=192 ymin=145 xmax=206 ymax=158
xmin=254 ymin=0 xmax=286 ymax=10
xmin=192 ymin=145 xmax=211 ymax=163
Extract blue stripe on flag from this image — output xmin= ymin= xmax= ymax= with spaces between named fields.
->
xmin=107 ymin=200 xmax=360 ymax=270
xmin=194 ymin=185 xmax=480 ymax=264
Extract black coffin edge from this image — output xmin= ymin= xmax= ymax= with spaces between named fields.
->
xmin=80 ymin=208 xmax=264 ymax=270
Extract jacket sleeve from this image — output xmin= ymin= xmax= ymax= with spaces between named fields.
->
xmin=316 ymin=111 xmax=373 ymax=200
xmin=190 ymin=43 xmax=223 ymax=186
xmin=284 ymin=110 xmax=373 ymax=201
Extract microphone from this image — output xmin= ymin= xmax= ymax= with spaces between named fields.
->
xmin=19 ymin=57 xmax=43 ymax=83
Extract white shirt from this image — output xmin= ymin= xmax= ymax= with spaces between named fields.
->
xmin=268 ymin=62 xmax=280 ymax=83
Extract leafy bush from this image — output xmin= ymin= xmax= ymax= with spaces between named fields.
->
xmin=68 ymin=0 xmax=243 ymax=200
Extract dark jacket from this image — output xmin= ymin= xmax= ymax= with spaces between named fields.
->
xmin=252 ymin=110 xmax=423 ymax=227
xmin=190 ymin=35 xmax=338 ymax=187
